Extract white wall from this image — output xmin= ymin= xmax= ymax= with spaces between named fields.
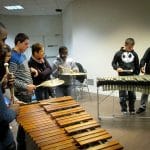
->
xmin=63 ymin=0 xmax=150 ymax=93
xmin=0 ymin=15 xmax=63 ymax=63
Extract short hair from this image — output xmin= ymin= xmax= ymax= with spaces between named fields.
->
xmin=14 ymin=33 xmax=29 ymax=45
xmin=59 ymin=46 xmax=68 ymax=53
xmin=31 ymin=43 xmax=43 ymax=55
xmin=125 ymin=38 xmax=135 ymax=46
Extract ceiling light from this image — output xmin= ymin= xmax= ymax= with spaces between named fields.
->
xmin=4 ymin=5 xmax=24 ymax=10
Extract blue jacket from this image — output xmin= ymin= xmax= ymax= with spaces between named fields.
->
xmin=0 ymin=84 xmax=16 ymax=148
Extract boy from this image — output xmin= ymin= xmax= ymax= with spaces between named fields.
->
xmin=28 ymin=43 xmax=52 ymax=100
xmin=52 ymin=46 xmax=78 ymax=97
xmin=112 ymin=38 xmax=140 ymax=114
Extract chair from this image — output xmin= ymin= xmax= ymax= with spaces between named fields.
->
xmin=74 ymin=62 xmax=92 ymax=100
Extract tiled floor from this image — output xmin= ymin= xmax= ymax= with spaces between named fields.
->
xmin=11 ymin=92 xmax=150 ymax=150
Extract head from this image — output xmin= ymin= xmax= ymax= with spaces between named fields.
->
xmin=59 ymin=46 xmax=68 ymax=61
xmin=14 ymin=33 xmax=29 ymax=53
xmin=124 ymin=38 xmax=135 ymax=51
xmin=0 ymin=22 xmax=8 ymax=45
xmin=32 ymin=43 xmax=45 ymax=60
xmin=0 ymin=44 xmax=11 ymax=81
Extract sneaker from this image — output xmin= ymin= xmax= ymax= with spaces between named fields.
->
xmin=123 ymin=111 xmax=128 ymax=115
xmin=130 ymin=111 xmax=135 ymax=115
xmin=136 ymin=108 xmax=145 ymax=114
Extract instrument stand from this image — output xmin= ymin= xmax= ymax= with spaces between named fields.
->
xmin=97 ymin=87 xmax=150 ymax=120
xmin=97 ymin=87 xmax=116 ymax=120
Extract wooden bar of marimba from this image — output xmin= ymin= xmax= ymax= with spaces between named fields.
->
xmin=17 ymin=96 xmax=123 ymax=150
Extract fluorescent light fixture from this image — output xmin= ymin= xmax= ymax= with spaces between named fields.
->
xmin=4 ymin=5 xmax=24 ymax=10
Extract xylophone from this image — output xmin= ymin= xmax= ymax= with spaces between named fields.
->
xmin=97 ymin=75 xmax=150 ymax=94
xmin=17 ymin=96 xmax=123 ymax=150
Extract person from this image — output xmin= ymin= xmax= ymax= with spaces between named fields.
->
xmin=28 ymin=43 xmax=53 ymax=100
xmin=136 ymin=47 xmax=150 ymax=114
xmin=52 ymin=46 xmax=78 ymax=97
xmin=112 ymin=38 xmax=140 ymax=114
xmin=9 ymin=33 xmax=36 ymax=103
xmin=9 ymin=33 xmax=36 ymax=150
xmin=0 ymin=22 xmax=17 ymax=150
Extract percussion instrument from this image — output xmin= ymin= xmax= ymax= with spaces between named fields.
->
xmin=36 ymin=78 xmax=64 ymax=88
xmin=17 ymin=96 xmax=123 ymax=150
xmin=97 ymin=75 xmax=150 ymax=94
xmin=61 ymin=72 xmax=87 ymax=76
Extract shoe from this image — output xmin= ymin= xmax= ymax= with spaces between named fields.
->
xmin=136 ymin=108 xmax=145 ymax=114
xmin=122 ymin=111 xmax=127 ymax=115
xmin=130 ymin=111 xmax=135 ymax=115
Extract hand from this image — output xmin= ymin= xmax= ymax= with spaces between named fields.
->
xmin=58 ymin=65 xmax=63 ymax=73
xmin=117 ymin=68 xmax=124 ymax=72
xmin=141 ymin=67 xmax=145 ymax=74
xmin=72 ymin=69 xmax=78 ymax=73
xmin=27 ymin=84 xmax=36 ymax=93
xmin=1 ymin=74 xmax=8 ymax=88
xmin=7 ymin=73 xmax=15 ymax=87
xmin=1 ymin=73 xmax=15 ymax=88
xmin=14 ymin=100 xmax=27 ymax=106
xmin=10 ymin=103 xmax=20 ymax=115
xmin=30 ymin=67 xmax=38 ymax=77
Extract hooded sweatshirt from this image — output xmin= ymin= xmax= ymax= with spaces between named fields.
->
xmin=112 ymin=48 xmax=140 ymax=76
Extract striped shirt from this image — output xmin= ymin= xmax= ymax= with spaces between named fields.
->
xmin=9 ymin=50 xmax=33 ymax=94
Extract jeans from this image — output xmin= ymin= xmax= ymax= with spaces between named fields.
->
xmin=17 ymin=125 xmax=26 ymax=150
xmin=35 ymin=87 xmax=50 ymax=101
xmin=55 ymin=85 xmax=72 ymax=97
xmin=139 ymin=93 xmax=149 ymax=109
xmin=0 ymin=127 xmax=16 ymax=150
xmin=119 ymin=90 xmax=136 ymax=112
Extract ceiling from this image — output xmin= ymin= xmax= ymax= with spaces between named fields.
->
xmin=0 ymin=0 xmax=74 ymax=16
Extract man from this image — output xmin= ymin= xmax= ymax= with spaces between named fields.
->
xmin=9 ymin=33 xmax=36 ymax=150
xmin=0 ymin=22 xmax=17 ymax=150
xmin=52 ymin=46 xmax=78 ymax=97
xmin=28 ymin=43 xmax=52 ymax=100
xmin=136 ymin=47 xmax=150 ymax=114
xmin=112 ymin=38 xmax=140 ymax=114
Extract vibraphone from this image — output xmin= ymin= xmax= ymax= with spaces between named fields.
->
xmin=17 ymin=96 xmax=123 ymax=150
xmin=97 ymin=75 xmax=150 ymax=94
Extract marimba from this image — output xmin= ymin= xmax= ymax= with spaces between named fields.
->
xmin=97 ymin=75 xmax=150 ymax=94
xmin=17 ymin=96 xmax=123 ymax=150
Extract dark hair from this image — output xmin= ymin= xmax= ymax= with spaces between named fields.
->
xmin=14 ymin=33 xmax=29 ymax=45
xmin=31 ymin=43 xmax=43 ymax=55
xmin=0 ymin=22 xmax=7 ymax=42
xmin=0 ymin=44 xmax=11 ymax=57
xmin=125 ymin=38 xmax=135 ymax=46
xmin=59 ymin=46 xmax=68 ymax=53
xmin=0 ymin=44 xmax=11 ymax=81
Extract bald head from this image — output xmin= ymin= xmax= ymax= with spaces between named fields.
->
xmin=0 ymin=22 xmax=8 ymax=44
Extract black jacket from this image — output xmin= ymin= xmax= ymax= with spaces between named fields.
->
xmin=140 ymin=47 xmax=150 ymax=74
xmin=112 ymin=49 xmax=140 ymax=76
xmin=28 ymin=57 xmax=52 ymax=85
